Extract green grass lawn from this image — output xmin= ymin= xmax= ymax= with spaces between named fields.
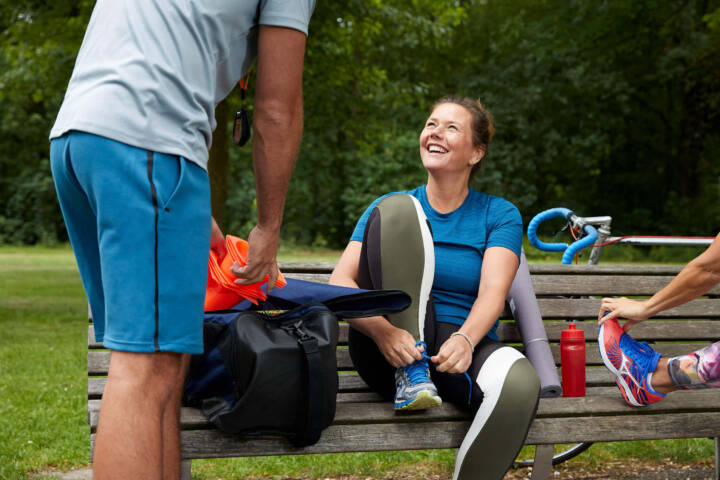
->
xmin=0 ymin=245 xmax=89 ymax=479
xmin=0 ymin=245 xmax=714 ymax=479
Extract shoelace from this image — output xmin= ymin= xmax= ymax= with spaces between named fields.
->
xmin=413 ymin=341 xmax=472 ymax=405
xmin=405 ymin=356 xmax=432 ymax=386
xmin=619 ymin=335 xmax=657 ymax=378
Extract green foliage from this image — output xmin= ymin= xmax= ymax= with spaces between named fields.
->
xmin=0 ymin=1 xmax=94 ymax=244
xmin=1 ymin=0 xmax=719 ymax=246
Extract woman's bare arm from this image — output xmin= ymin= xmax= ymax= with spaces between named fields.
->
xmin=432 ymin=247 xmax=519 ymax=373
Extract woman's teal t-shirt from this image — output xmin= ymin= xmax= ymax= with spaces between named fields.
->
xmin=350 ymin=185 xmax=522 ymax=341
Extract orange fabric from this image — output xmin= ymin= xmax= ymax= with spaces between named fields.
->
xmin=203 ymin=235 xmax=286 ymax=310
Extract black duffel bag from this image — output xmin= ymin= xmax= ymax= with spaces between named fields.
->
xmin=184 ymin=278 xmax=410 ymax=446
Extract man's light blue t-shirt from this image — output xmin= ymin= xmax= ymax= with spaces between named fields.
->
xmin=350 ymin=186 xmax=523 ymax=341
xmin=50 ymin=0 xmax=315 ymax=169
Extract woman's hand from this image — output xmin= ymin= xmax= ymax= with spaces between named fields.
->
xmin=432 ymin=335 xmax=473 ymax=373
xmin=372 ymin=323 xmax=423 ymax=368
xmin=210 ymin=217 xmax=227 ymax=260
xmin=598 ymin=297 xmax=650 ymax=331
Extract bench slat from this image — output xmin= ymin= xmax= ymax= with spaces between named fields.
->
xmin=90 ymin=411 xmax=720 ymax=458
xmin=528 ymin=412 xmax=720 ymax=444
xmin=535 ymin=320 xmax=720 ymax=341
xmin=532 ymin=298 xmax=720 ymax=319
xmin=87 ymin=369 xmax=622 ymax=400
xmin=115 ymin=422 xmax=471 ymax=458
xmin=87 ymin=320 xmax=720 ymax=350
xmin=527 ymin=265 xmax=684 ymax=275
xmin=277 ymin=263 xmax=689 ymax=276
xmin=282 ymin=273 xmax=720 ymax=296
xmin=530 ymin=275 xmax=720 ymax=296
xmin=336 ymin=392 xmax=385 ymax=403
xmin=494 ymin=320 xmax=720 ymax=343
xmin=283 ymin=273 xmax=333 ymax=283
xmin=552 ymin=342 xmax=714 ymax=366
xmin=88 ymin=389 xmax=720 ymax=432
xmin=87 ymin=341 xmax=715 ymax=376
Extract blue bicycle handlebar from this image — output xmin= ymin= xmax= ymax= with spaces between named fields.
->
xmin=527 ymin=208 xmax=573 ymax=252
xmin=527 ymin=208 xmax=599 ymax=265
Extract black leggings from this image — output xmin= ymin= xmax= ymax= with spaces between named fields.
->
xmin=350 ymin=314 xmax=505 ymax=410
xmin=348 ymin=193 xmax=540 ymax=480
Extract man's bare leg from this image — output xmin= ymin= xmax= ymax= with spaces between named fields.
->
xmin=161 ymin=354 xmax=190 ymax=480
xmin=93 ymin=351 xmax=184 ymax=480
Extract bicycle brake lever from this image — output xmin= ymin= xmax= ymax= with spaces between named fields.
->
xmin=555 ymin=222 xmax=572 ymax=235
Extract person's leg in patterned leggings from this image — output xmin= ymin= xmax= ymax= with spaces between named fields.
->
xmin=667 ymin=341 xmax=720 ymax=389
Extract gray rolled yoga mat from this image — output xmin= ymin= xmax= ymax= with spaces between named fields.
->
xmin=507 ymin=251 xmax=562 ymax=398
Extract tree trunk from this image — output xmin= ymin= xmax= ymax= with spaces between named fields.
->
xmin=208 ymin=100 xmax=229 ymax=229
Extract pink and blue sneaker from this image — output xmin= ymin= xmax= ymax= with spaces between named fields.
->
xmin=598 ymin=318 xmax=665 ymax=407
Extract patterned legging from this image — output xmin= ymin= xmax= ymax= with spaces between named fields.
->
xmin=667 ymin=341 xmax=720 ymax=389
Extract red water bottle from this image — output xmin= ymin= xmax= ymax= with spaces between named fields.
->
xmin=561 ymin=323 xmax=586 ymax=397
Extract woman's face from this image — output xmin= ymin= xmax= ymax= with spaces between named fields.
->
xmin=419 ymin=103 xmax=483 ymax=176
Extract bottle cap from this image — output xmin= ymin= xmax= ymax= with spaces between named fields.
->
xmin=561 ymin=323 xmax=585 ymax=339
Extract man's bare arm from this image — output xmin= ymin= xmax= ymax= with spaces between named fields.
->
xmin=232 ymin=26 xmax=306 ymax=289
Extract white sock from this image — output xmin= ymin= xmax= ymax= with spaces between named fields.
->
xmin=646 ymin=372 xmax=663 ymax=395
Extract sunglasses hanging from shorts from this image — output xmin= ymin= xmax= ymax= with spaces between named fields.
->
xmin=233 ymin=74 xmax=251 ymax=147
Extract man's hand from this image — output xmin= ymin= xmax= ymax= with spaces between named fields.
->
xmin=432 ymin=335 xmax=473 ymax=373
xmin=230 ymin=225 xmax=281 ymax=291
xmin=210 ymin=217 xmax=227 ymax=261
xmin=598 ymin=297 xmax=650 ymax=331
xmin=371 ymin=323 xmax=423 ymax=368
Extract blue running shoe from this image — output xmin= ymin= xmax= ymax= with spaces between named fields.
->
xmin=394 ymin=342 xmax=442 ymax=411
xmin=598 ymin=319 xmax=665 ymax=407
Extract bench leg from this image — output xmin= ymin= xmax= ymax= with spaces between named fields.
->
xmin=531 ymin=444 xmax=553 ymax=480
xmin=181 ymin=459 xmax=191 ymax=480
xmin=714 ymin=437 xmax=719 ymax=480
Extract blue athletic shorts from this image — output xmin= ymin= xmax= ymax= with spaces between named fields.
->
xmin=50 ymin=131 xmax=211 ymax=354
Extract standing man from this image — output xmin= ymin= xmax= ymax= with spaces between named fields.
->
xmin=49 ymin=1 xmax=315 ymax=478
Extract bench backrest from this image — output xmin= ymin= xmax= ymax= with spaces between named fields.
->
xmin=277 ymin=262 xmax=720 ymax=368
xmin=88 ymin=262 xmax=720 ymax=382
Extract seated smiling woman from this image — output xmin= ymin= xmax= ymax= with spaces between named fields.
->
xmin=329 ymin=96 xmax=540 ymax=480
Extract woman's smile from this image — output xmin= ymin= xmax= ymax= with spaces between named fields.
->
xmin=426 ymin=143 xmax=449 ymax=154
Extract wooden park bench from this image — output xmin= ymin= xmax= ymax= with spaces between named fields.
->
xmin=87 ymin=262 xmax=720 ymax=479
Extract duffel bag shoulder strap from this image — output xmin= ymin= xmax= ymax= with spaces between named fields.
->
xmin=207 ymin=279 xmax=412 ymax=320
xmin=264 ymin=278 xmax=411 ymax=319
xmin=321 ymin=289 xmax=411 ymax=318
xmin=294 ymin=325 xmax=324 ymax=446
xmin=274 ymin=305 xmax=331 ymax=446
